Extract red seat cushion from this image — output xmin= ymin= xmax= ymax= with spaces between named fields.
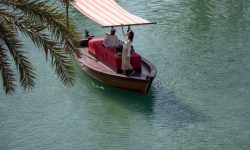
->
xmin=131 ymin=53 xmax=142 ymax=69
xmin=88 ymin=38 xmax=104 ymax=55
xmin=88 ymin=38 xmax=141 ymax=71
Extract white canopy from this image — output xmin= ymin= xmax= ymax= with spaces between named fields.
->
xmin=70 ymin=0 xmax=156 ymax=27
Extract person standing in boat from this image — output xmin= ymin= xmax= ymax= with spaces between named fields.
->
xmin=103 ymin=27 xmax=119 ymax=48
xmin=121 ymin=25 xmax=135 ymax=75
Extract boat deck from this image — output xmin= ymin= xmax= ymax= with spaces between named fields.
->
xmin=77 ymin=48 xmax=150 ymax=79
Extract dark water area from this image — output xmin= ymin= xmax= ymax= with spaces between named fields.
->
xmin=1 ymin=0 xmax=250 ymax=149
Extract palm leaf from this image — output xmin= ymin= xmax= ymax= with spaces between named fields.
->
xmin=0 ymin=0 xmax=80 ymax=94
xmin=12 ymin=19 xmax=75 ymax=86
xmin=0 ymin=42 xmax=16 ymax=95
xmin=0 ymin=20 xmax=36 ymax=90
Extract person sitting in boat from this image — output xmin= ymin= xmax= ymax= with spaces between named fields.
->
xmin=103 ymin=27 xmax=119 ymax=48
xmin=121 ymin=25 xmax=135 ymax=75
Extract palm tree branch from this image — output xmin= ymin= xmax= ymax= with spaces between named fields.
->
xmin=0 ymin=42 xmax=16 ymax=95
xmin=1 ymin=7 xmax=75 ymax=86
xmin=1 ymin=0 xmax=80 ymax=56
xmin=0 ymin=0 xmax=78 ymax=94
xmin=0 ymin=21 xmax=36 ymax=90
xmin=14 ymin=20 xmax=75 ymax=86
xmin=2 ymin=0 xmax=78 ymax=41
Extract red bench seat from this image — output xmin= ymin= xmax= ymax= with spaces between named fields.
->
xmin=88 ymin=38 xmax=141 ymax=72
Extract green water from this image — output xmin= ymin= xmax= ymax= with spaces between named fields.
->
xmin=1 ymin=0 xmax=250 ymax=149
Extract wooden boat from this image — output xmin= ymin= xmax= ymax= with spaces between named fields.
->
xmin=76 ymin=46 xmax=156 ymax=95
xmin=70 ymin=0 xmax=157 ymax=95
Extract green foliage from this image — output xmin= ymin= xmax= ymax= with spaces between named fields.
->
xmin=0 ymin=0 xmax=80 ymax=95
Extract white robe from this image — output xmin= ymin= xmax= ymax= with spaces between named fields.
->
xmin=122 ymin=38 xmax=132 ymax=71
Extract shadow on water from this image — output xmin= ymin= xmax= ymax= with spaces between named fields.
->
xmin=76 ymin=63 xmax=208 ymax=127
xmin=150 ymin=82 xmax=208 ymax=128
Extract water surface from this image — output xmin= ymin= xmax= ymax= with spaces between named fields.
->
xmin=1 ymin=0 xmax=250 ymax=149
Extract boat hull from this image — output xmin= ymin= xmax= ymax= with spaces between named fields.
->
xmin=83 ymin=63 xmax=154 ymax=94
xmin=77 ymin=48 xmax=156 ymax=95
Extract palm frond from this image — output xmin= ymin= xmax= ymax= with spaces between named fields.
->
xmin=50 ymin=47 xmax=75 ymax=86
xmin=0 ymin=20 xmax=36 ymax=90
xmin=0 ymin=42 xmax=16 ymax=95
xmin=2 ymin=1 xmax=76 ymax=85
xmin=2 ymin=0 xmax=78 ymax=41
xmin=13 ymin=19 xmax=75 ymax=86
xmin=0 ymin=0 xmax=80 ymax=94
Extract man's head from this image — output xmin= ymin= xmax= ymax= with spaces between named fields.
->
xmin=127 ymin=30 xmax=134 ymax=42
